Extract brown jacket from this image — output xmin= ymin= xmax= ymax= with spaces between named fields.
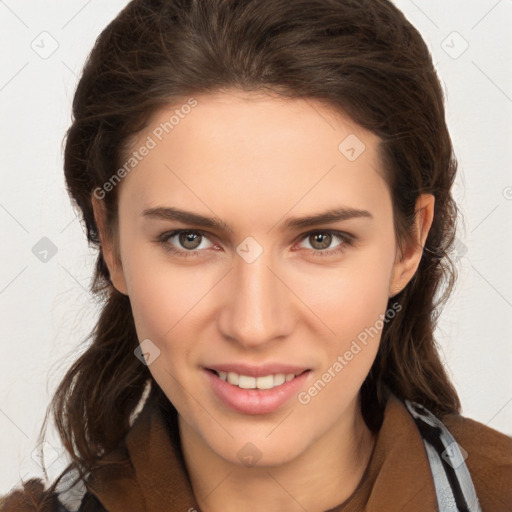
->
xmin=1 ymin=393 xmax=511 ymax=511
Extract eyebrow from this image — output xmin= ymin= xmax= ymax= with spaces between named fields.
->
xmin=141 ymin=206 xmax=373 ymax=233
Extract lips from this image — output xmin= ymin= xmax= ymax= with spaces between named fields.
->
xmin=206 ymin=363 xmax=310 ymax=377
xmin=204 ymin=363 xmax=311 ymax=415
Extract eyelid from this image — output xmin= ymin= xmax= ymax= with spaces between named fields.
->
xmin=158 ymin=229 xmax=218 ymax=251
xmin=157 ymin=228 xmax=355 ymax=258
xmin=292 ymin=228 xmax=352 ymax=245
xmin=293 ymin=229 xmax=355 ymax=257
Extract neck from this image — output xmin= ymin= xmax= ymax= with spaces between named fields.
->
xmin=179 ymin=395 xmax=377 ymax=512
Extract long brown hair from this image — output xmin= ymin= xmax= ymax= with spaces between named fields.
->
xmin=37 ymin=0 xmax=461 ymax=491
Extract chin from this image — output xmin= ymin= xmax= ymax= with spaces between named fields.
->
xmin=204 ymin=428 xmax=312 ymax=469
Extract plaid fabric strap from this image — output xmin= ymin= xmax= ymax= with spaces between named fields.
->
xmin=404 ymin=400 xmax=482 ymax=512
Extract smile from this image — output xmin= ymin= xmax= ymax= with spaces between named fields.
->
xmin=214 ymin=370 xmax=302 ymax=390
xmin=204 ymin=368 xmax=311 ymax=415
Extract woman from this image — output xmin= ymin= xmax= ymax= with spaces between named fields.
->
xmin=1 ymin=0 xmax=511 ymax=511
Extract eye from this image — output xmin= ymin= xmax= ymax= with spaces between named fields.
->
xmin=157 ymin=229 xmax=355 ymax=259
xmin=296 ymin=230 xmax=354 ymax=258
xmin=158 ymin=230 xmax=216 ymax=258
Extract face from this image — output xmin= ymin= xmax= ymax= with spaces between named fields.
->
xmin=94 ymin=90 xmax=431 ymax=468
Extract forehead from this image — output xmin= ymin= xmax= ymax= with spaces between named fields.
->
xmin=117 ymin=91 xmax=390 ymax=224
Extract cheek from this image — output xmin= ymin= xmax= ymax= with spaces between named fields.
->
xmin=123 ymin=256 xmax=201 ymax=405
xmin=121 ymin=239 xmax=209 ymax=339
xmin=296 ymin=268 xmax=390 ymax=412
xmin=292 ymin=256 xmax=394 ymax=341
xmin=125 ymin=271 xmax=175 ymax=341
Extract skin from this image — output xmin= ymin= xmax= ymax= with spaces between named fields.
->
xmin=92 ymin=90 xmax=434 ymax=512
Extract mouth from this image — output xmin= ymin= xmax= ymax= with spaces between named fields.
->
xmin=204 ymin=366 xmax=311 ymax=415
xmin=206 ymin=368 xmax=309 ymax=391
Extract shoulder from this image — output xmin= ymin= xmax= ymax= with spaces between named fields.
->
xmin=0 ymin=478 xmax=105 ymax=512
xmin=0 ymin=479 xmax=59 ymax=512
xmin=442 ymin=412 xmax=512 ymax=511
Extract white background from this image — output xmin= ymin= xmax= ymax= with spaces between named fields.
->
xmin=1 ymin=0 xmax=511 ymax=496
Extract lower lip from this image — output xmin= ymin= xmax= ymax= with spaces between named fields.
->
xmin=205 ymin=369 xmax=311 ymax=415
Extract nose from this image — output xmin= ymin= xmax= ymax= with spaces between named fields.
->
xmin=217 ymin=248 xmax=295 ymax=349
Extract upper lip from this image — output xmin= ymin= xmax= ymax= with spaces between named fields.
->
xmin=206 ymin=363 xmax=310 ymax=377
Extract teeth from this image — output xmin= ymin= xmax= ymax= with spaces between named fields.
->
xmin=255 ymin=375 xmax=274 ymax=389
xmin=238 ymin=375 xmax=256 ymax=389
xmin=227 ymin=371 xmax=239 ymax=385
xmin=217 ymin=371 xmax=299 ymax=390
xmin=274 ymin=374 xmax=286 ymax=386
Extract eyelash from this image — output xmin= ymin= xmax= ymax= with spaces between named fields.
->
xmin=156 ymin=229 xmax=356 ymax=259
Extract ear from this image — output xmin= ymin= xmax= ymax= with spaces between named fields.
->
xmin=388 ymin=194 xmax=435 ymax=297
xmin=91 ymin=195 xmax=129 ymax=295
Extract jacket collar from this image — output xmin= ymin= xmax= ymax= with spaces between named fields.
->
xmin=87 ymin=391 xmax=200 ymax=512
xmin=87 ymin=390 xmax=438 ymax=512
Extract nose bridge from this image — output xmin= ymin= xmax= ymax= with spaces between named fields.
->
xmin=219 ymin=243 xmax=292 ymax=347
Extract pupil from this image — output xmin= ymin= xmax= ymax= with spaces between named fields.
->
xmin=313 ymin=233 xmax=331 ymax=250
xmin=181 ymin=232 xmax=200 ymax=249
